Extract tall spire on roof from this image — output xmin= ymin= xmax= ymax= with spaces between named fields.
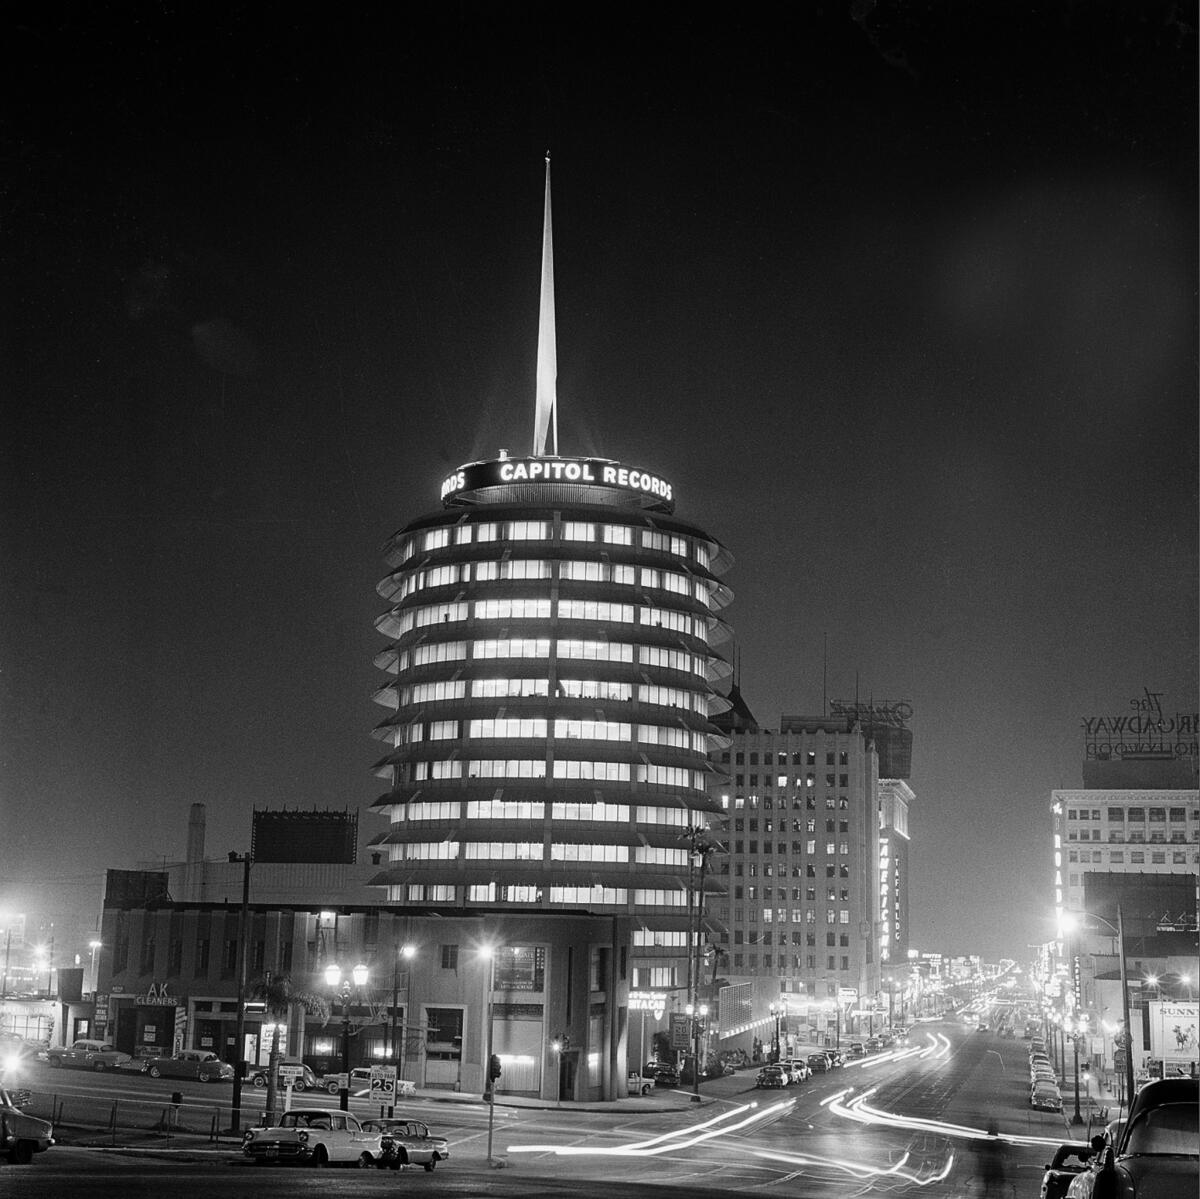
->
xmin=532 ymin=153 xmax=558 ymax=456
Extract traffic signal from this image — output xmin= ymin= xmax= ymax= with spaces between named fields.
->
xmin=488 ymin=1053 xmax=502 ymax=1080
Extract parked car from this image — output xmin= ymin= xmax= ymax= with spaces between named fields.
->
xmin=865 ymin=1037 xmax=883 ymax=1053
xmin=142 ymin=1050 xmax=234 ymax=1083
xmin=250 ymin=1059 xmax=320 ymax=1090
xmin=846 ymin=1041 xmax=866 ymax=1059
xmin=241 ymin=1108 xmax=382 ymax=1167
xmin=46 ymin=1040 xmax=132 ymax=1072
xmin=755 ymin=1065 xmax=786 ymax=1089
xmin=1031 ymin=1085 xmax=1064 ymax=1112
xmin=781 ymin=1058 xmax=811 ymax=1083
xmin=0 ymin=1083 xmax=54 ymax=1164
xmin=806 ymin=1053 xmax=830 ymax=1074
xmin=360 ymin=1118 xmax=449 ymax=1171
xmin=642 ymin=1061 xmax=680 ymax=1087
xmin=627 ymin=1071 xmax=653 ymax=1096
xmin=1064 ymin=1077 xmax=1197 ymax=1199
xmin=1039 ymin=1141 xmax=1093 ymax=1199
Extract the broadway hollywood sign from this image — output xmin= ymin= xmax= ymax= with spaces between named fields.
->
xmin=1083 ymin=690 xmax=1199 ymax=760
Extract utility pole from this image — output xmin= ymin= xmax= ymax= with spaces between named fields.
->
xmin=229 ymin=852 xmax=252 ymax=1134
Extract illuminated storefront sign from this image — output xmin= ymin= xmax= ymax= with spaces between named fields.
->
xmin=440 ymin=456 xmax=674 ymax=510
xmin=628 ymin=990 xmax=668 ymax=1020
xmin=136 ymin=982 xmax=180 ymax=1006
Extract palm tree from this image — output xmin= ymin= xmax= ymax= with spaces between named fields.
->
xmin=249 ymin=972 xmax=329 ymax=1122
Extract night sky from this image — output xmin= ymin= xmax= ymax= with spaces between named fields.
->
xmin=3 ymin=4 xmax=1196 ymax=963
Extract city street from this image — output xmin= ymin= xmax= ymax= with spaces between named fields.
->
xmin=3 ymin=1023 xmax=1088 ymax=1197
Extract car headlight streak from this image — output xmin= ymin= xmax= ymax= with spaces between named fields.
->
xmin=507 ymin=1099 xmax=792 ymax=1156
xmin=830 ymin=1087 xmax=1067 ymax=1148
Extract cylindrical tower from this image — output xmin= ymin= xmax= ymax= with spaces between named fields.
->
xmin=369 ymin=454 xmax=733 ymax=946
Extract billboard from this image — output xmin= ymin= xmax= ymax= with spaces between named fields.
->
xmin=1148 ymin=1000 xmax=1199 ymax=1066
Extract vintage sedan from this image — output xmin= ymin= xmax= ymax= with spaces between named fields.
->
xmin=360 ymin=1118 xmax=450 ymax=1171
xmin=242 ymin=1108 xmax=382 ymax=1167
xmin=1031 ymin=1084 xmax=1064 ymax=1113
xmin=1065 ymin=1077 xmax=1197 ymax=1199
xmin=0 ymin=1084 xmax=54 ymax=1164
xmin=755 ymin=1065 xmax=786 ymax=1089
xmin=45 ymin=1040 xmax=132 ymax=1072
xmin=1039 ymin=1141 xmax=1093 ymax=1199
xmin=142 ymin=1050 xmax=234 ymax=1082
xmin=250 ymin=1058 xmax=320 ymax=1090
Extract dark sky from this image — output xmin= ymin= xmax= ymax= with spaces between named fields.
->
xmin=3 ymin=4 xmax=1196 ymax=963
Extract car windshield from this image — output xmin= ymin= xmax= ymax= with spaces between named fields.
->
xmin=1123 ymin=1103 xmax=1199 ymax=1156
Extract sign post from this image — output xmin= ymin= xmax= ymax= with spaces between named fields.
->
xmin=370 ymin=1064 xmax=397 ymax=1116
xmin=278 ymin=1064 xmax=303 ymax=1112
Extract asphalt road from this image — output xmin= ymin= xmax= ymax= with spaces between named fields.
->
xmin=3 ymin=1024 xmax=1085 ymax=1197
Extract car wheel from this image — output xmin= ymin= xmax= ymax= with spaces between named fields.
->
xmin=199 ymin=1072 xmax=214 ymax=1082
xmin=11 ymin=1140 xmax=34 ymax=1165
xmin=149 ymin=1066 xmax=162 ymax=1078
xmin=327 ymin=1081 xmax=339 ymax=1095
xmin=94 ymin=1060 xmax=108 ymax=1072
xmin=356 ymin=1153 xmax=374 ymax=1168
xmin=48 ymin=1057 xmax=61 ymax=1067
xmin=312 ymin=1146 xmax=328 ymax=1168
xmin=252 ymin=1074 xmax=266 ymax=1088
xmin=424 ymin=1158 xmax=436 ymax=1172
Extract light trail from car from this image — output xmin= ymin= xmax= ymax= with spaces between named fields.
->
xmin=509 ymin=1096 xmax=956 ymax=1186
xmin=828 ymin=1085 xmax=1070 ymax=1148
xmin=506 ymin=1098 xmax=793 ymax=1156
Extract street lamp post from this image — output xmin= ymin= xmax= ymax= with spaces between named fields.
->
xmin=1069 ymin=1015 xmax=1088 ymax=1125
xmin=228 ymin=851 xmax=253 ymax=1135
xmin=769 ymin=1001 xmax=782 ymax=1063
xmin=325 ymin=962 xmax=368 ymax=1112
xmin=1061 ymin=905 xmax=1135 ymax=1109
xmin=479 ymin=944 xmax=501 ymax=1168
xmin=387 ymin=944 xmax=415 ymax=1118
xmin=685 ymin=1002 xmax=708 ymax=1101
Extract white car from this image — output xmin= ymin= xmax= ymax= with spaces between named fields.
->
xmin=242 ymin=1108 xmax=382 ymax=1167
xmin=46 ymin=1040 xmax=132 ymax=1072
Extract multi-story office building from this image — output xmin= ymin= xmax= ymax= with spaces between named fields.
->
xmin=708 ymin=711 xmax=883 ymax=1030
xmin=1050 ymin=737 xmax=1199 ymax=1084
xmin=368 ymin=459 xmax=734 ymax=976
xmin=365 ymin=164 xmax=735 ymax=1088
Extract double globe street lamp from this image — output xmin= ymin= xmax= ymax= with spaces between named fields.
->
xmin=325 ymin=962 xmax=369 ymax=1111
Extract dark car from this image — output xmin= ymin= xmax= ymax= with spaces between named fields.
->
xmin=360 ymin=1118 xmax=449 ymax=1171
xmin=1039 ymin=1142 xmax=1092 ymax=1199
xmin=755 ymin=1065 xmax=786 ymax=1089
xmin=249 ymin=1058 xmax=320 ymax=1091
xmin=642 ymin=1061 xmax=680 ymax=1087
xmin=806 ymin=1053 xmax=830 ymax=1073
xmin=142 ymin=1050 xmax=234 ymax=1083
xmin=1068 ymin=1077 xmax=1198 ymax=1199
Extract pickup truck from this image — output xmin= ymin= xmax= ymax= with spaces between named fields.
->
xmin=0 ymin=1085 xmax=54 ymax=1164
xmin=241 ymin=1108 xmax=382 ymax=1167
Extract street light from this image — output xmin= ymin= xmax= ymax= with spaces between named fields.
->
xmin=1067 ymin=1013 xmax=1089 ymax=1125
xmin=768 ymin=1001 xmax=783 ymax=1063
xmin=227 ymin=851 xmax=253 ymax=1135
xmin=477 ymin=944 xmax=501 ymax=1168
xmin=325 ymin=962 xmax=368 ymax=1112
xmin=1060 ymin=906 xmax=1135 ymax=1108
xmin=685 ymin=1002 xmax=708 ymax=1102
xmin=387 ymin=943 xmax=415 ymax=1116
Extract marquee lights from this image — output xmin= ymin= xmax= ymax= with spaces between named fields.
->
xmin=440 ymin=456 xmax=675 ymax=510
